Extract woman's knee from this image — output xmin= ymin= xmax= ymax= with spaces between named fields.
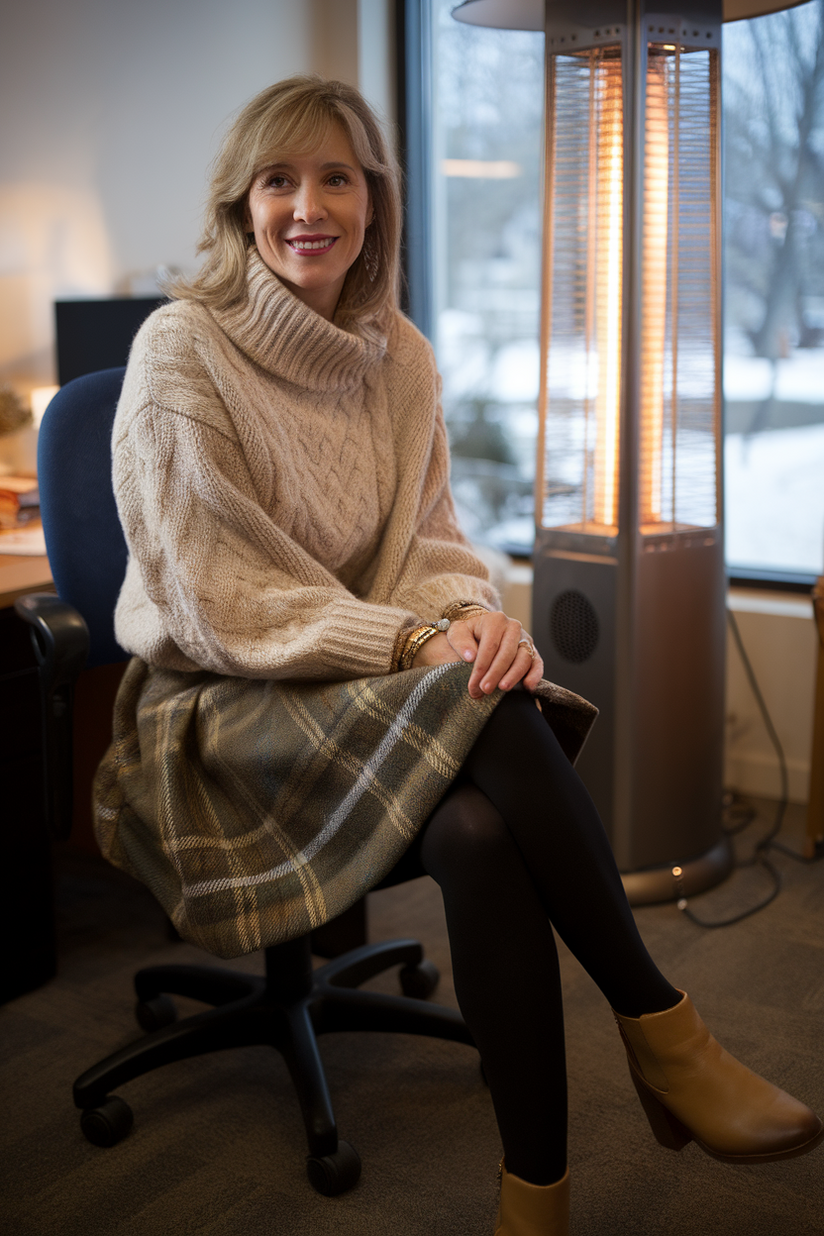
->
xmin=420 ymin=784 xmax=511 ymax=883
xmin=463 ymin=689 xmax=572 ymax=799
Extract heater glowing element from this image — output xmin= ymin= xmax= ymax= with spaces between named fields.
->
xmin=592 ymin=57 xmax=623 ymax=530
xmin=640 ymin=53 xmax=671 ymax=527
xmin=538 ymin=41 xmax=720 ymax=540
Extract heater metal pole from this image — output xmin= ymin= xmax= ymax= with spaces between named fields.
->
xmin=532 ymin=0 xmax=730 ymax=902
xmin=453 ymin=0 xmax=733 ymax=903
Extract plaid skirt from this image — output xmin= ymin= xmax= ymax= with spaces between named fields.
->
xmin=93 ymin=658 xmax=597 ymax=959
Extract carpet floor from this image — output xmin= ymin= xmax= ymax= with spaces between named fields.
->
xmin=2 ymin=796 xmax=822 ymax=1235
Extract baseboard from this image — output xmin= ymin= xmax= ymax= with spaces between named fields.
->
xmin=724 ymin=751 xmax=811 ymax=805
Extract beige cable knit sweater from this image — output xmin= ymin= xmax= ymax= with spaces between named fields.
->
xmin=112 ymin=250 xmax=499 ymax=680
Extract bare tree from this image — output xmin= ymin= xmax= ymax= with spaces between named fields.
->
xmin=724 ymin=0 xmax=824 ymax=433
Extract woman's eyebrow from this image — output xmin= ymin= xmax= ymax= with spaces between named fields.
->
xmin=258 ymin=161 xmax=357 ymax=173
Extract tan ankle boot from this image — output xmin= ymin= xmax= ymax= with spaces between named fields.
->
xmin=613 ymin=990 xmax=824 ymax=1162
xmin=494 ymin=1161 xmax=569 ymax=1235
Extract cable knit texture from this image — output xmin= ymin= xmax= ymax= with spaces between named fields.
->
xmin=93 ymin=252 xmax=601 ymax=955
xmin=112 ymin=249 xmax=499 ymax=680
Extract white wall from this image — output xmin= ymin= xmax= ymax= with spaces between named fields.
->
xmin=725 ymin=588 xmax=818 ymax=804
xmin=0 ymin=0 xmax=395 ymax=399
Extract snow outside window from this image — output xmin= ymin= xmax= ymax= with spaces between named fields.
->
xmin=424 ymin=0 xmax=824 ymax=579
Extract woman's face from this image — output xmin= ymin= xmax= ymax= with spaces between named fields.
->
xmin=244 ymin=122 xmax=373 ymax=321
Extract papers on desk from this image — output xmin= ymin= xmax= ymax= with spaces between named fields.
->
xmin=0 ymin=524 xmax=47 ymax=555
xmin=0 ymin=475 xmax=39 ymax=526
xmin=0 ymin=474 xmax=45 ymax=553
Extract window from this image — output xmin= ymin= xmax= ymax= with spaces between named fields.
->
xmin=402 ymin=0 xmax=824 ymax=581
xmin=723 ymin=1 xmax=824 ymax=582
xmin=402 ymin=0 xmax=544 ymax=555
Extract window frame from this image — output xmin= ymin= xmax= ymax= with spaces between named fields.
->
xmin=396 ymin=0 xmax=820 ymax=594
xmin=395 ymin=0 xmax=435 ymax=340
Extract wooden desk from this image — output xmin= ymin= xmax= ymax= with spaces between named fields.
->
xmin=0 ymin=548 xmax=53 ymax=608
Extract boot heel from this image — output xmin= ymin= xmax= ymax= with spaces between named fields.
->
xmin=630 ymin=1069 xmax=693 ymax=1151
xmin=614 ymin=991 xmax=824 ymax=1162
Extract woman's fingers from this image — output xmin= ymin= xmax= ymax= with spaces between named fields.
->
xmin=523 ymin=647 xmax=545 ymax=691
xmin=466 ymin=613 xmax=524 ymax=697
xmin=444 ymin=618 xmax=480 ymax=664
xmin=499 ymin=641 xmax=544 ymax=692
xmin=443 ymin=611 xmax=544 ymax=697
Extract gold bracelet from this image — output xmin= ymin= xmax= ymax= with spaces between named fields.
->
xmin=441 ymin=600 xmax=489 ymax=625
xmin=400 ymin=624 xmax=438 ymax=671
xmin=391 ymin=623 xmax=417 ymax=673
xmin=398 ymin=617 xmax=454 ymax=671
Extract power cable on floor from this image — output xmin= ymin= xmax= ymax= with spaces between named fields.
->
xmin=675 ymin=604 xmax=820 ymax=930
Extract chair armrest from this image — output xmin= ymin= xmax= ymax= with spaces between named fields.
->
xmin=14 ymin=593 xmax=90 ymax=840
xmin=14 ymin=593 xmax=89 ymax=682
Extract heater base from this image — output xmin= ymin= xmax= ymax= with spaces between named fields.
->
xmin=621 ymin=836 xmax=733 ymax=906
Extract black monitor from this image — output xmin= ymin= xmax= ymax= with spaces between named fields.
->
xmin=55 ymin=297 xmax=167 ymax=385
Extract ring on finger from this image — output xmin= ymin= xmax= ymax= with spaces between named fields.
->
xmin=517 ymin=637 xmax=537 ymax=660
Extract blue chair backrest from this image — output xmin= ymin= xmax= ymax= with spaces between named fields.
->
xmin=38 ymin=367 xmax=129 ymax=668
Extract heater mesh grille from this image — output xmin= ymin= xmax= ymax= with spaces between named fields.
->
xmin=541 ymin=48 xmax=624 ymax=535
xmin=640 ymin=46 xmax=720 ymax=534
xmin=550 ymin=590 xmax=600 ymax=663
xmin=538 ymin=44 xmax=720 ymax=537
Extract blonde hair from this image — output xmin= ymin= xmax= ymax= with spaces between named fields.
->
xmin=167 ymin=75 xmax=402 ymax=338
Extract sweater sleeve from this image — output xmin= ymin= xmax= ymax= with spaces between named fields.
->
xmin=388 ymin=406 xmax=501 ymax=619
xmin=376 ymin=326 xmax=500 ymax=621
xmin=113 ymin=375 xmax=418 ymax=681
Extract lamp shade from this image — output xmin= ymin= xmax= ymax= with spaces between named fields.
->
xmin=452 ymin=0 xmax=810 ymax=27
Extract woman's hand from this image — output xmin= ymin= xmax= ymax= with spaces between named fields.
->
xmin=411 ymin=610 xmax=544 ymax=699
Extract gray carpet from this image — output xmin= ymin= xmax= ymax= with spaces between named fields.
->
xmin=2 ymin=797 xmax=822 ymax=1235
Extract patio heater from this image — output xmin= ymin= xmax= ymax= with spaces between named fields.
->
xmin=453 ymin=0 xmax=735 ymax=901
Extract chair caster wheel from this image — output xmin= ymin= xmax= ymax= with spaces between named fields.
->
xmin=399 ymin=958 xmax=439 ymax=999
xmin=80 ymin=1096 xmax=134 ymax=1147
xmin=135 ymin=995 xmax=177 ymax=1032
xmin=306 ymin=1139 xmax=361 ymax=1195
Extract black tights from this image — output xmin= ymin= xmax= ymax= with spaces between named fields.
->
xmin=398 ymin=690 xmax=679 ymax=1186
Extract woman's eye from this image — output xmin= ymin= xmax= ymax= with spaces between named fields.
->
xmin=327 ymin=174 xmax=348 ymax=187
xmin=265 ymin=174 xmax=290 ymax=190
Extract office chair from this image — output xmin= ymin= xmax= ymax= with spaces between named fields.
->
xmin=15 ymin=367 xmax=475 ymax=1196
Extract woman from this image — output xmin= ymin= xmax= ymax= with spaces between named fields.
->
xmin=95 ymin=76 xmax=822 ymax=1235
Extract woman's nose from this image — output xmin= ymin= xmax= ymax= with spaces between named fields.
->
xmin=293 ymin=184 xmax=326 ymax=223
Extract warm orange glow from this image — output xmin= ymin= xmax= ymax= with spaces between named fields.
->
xmin=592 ymin=57 xmax=623 ymax=530
xmin=640 ymin=54 xmax=670 ymax=525
xmin=537 ymin=43 xmax=719 ymax=538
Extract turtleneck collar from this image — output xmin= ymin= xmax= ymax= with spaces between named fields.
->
xmin=207 ymin=248 xmax=387 ymax=392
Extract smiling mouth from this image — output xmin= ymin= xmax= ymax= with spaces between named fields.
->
xmin=287 ymin=237 xmax=337 ymax=253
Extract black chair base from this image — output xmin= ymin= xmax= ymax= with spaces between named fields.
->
xmin=73 ymin=934 xmax=475 ymax=1195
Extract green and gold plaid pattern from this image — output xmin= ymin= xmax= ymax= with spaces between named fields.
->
xmin=94 ymin=659 xmax=597 ymax=959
